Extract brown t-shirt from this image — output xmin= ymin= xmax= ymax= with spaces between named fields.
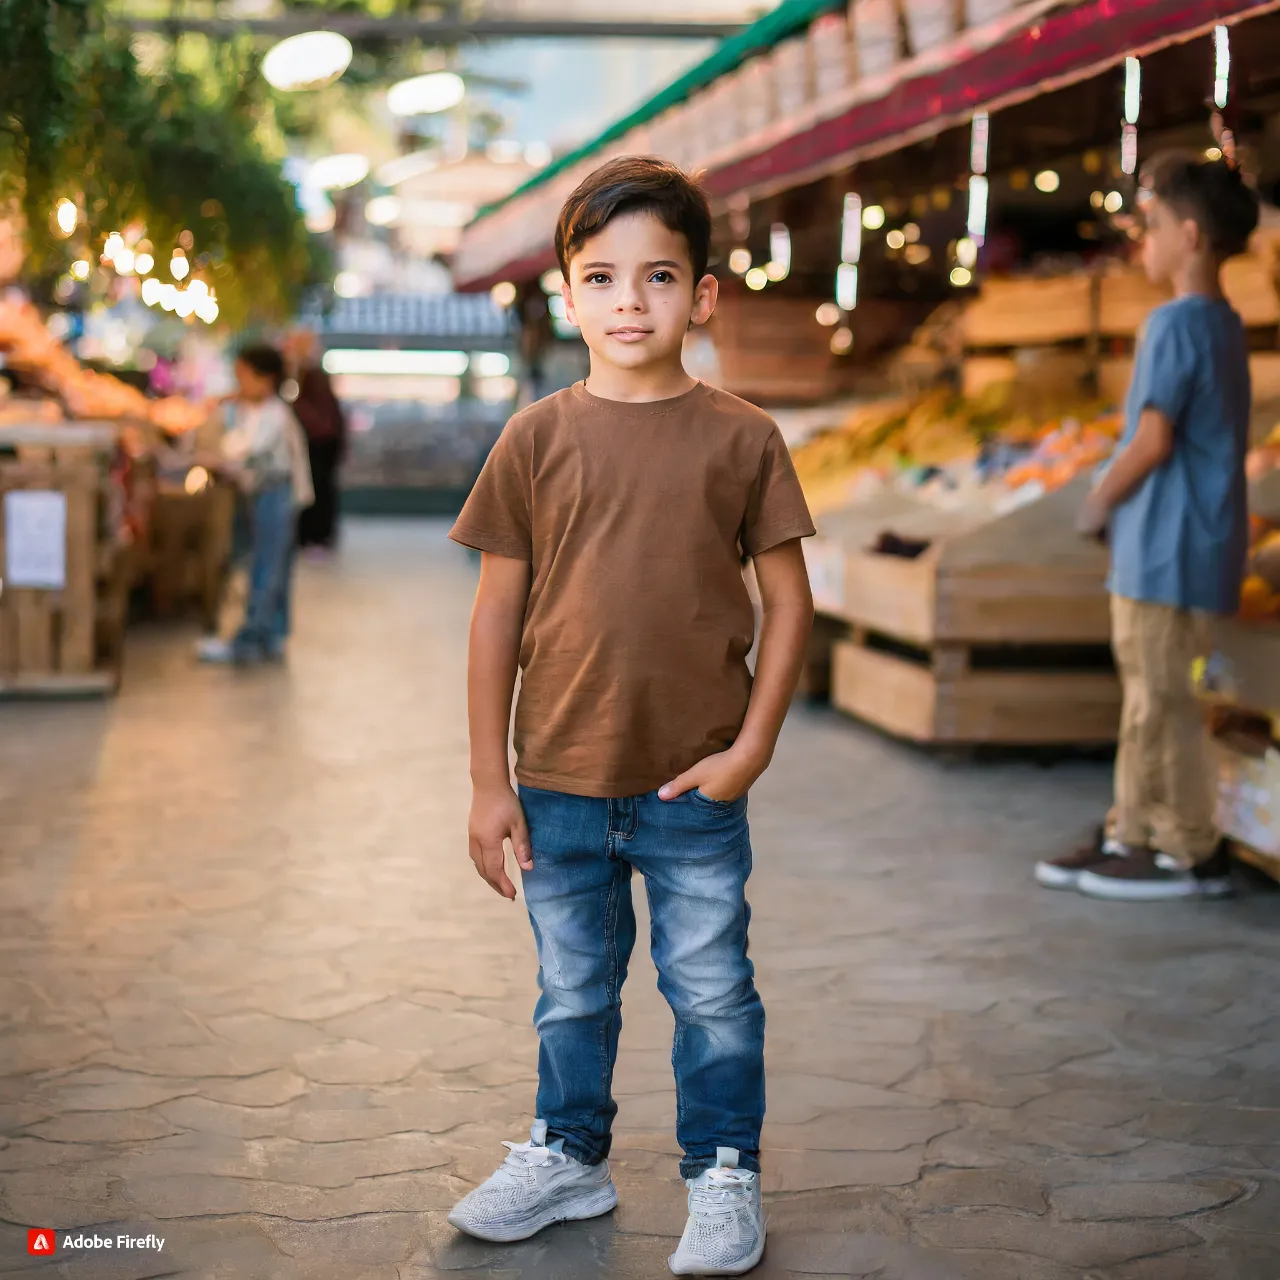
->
xmin=449 ymin=380 xmax=815 ymax=797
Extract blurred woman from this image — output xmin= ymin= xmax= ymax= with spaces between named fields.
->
xmin=284 ymin=326 xmax=346 ymax=552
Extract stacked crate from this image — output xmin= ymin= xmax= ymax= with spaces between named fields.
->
xmin=0 ymin=424 xmax=122 ymax=696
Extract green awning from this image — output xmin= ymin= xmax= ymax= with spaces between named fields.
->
xmin=473 ymin=0 xmax=844 ymax=224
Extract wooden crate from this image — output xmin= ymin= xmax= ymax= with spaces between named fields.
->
xmin=831 ymin=634 xmax=1121 ymax=744
xmin=962 ymin=275 xmax=1092 ymax=348
xmin=815 ymin=476 xmax=1122 ymax=743
xmin=840 ymin=476 xmax=1113 ymax=644
xmin=0 ymin=424 xmax=121 ymax=697
xmin=147 ymin=483 xmax=237 ymax=628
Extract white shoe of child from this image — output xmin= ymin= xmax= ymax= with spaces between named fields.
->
xmin=195 ymin=635 xmax=235 ymax=664
xmin=447 ymin=1120 xmax=617 ymax=1243
xmin=669 ymin=1149 xmax=765 ymax=1276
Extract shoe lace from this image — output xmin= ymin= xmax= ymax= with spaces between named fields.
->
xmin=688 ymin=1167 xmax=754 ymax=1232
xmin=495 ymin=1137 xmax=567 ymax=1184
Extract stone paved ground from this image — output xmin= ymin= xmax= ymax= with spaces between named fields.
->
xmin=2 ymin=519 xmax=1279 ymax=1280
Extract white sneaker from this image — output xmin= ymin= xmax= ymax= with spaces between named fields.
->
xmin=669 ymin=1148 xmax=764 ymax=1276
xmin=195 ymin=635 xmax=235 ymax=664
xmin=447 ymin=1120 xmax=617 ymax=1243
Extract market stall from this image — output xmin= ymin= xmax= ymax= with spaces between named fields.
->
xmin=1197 ymin=465 xmax=1280 ymax=881
xmin=0 ymin=287 xmax=227 ymax=692
xmin=449 ymin=0 xmax=1280 ymax=749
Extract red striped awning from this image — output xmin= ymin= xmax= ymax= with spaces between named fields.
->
xmin=455 ymin=0 xmax=1277 ymax=291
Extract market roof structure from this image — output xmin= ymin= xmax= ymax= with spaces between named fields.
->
xmin=472 ymin=0 xmax=844 ymax=224
xmin=454 ymin=0 xmax=1280 ymax=290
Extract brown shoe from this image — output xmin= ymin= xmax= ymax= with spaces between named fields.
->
xmin=1035 ymin=825 xmax=1135 ymax=890
xmin=1077 ymin=842 xmax=1234 ymax=901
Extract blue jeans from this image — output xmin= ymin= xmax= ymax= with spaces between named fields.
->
xmin=518 ymin=785 xmax=766 ymax=1180
xmin=233 ymin=481 xmax=295 ymax=658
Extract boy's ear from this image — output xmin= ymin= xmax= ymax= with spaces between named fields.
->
xmin=690 ymin=273 xmax=719 ymax=327
xmin=560 ymin=280 xmax=580 ymax=329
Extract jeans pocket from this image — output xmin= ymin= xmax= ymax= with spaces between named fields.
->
xmin=692 ymin=788 xmax=739 ymax=810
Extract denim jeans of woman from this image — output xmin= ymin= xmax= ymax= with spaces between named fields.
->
xmin=518 ymin=784 xmax=766 ymax=1181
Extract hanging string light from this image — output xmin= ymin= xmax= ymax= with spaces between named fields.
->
xmin=966 ymin=111 xmax=990 ymax=249
xmin=1121 ymin=56 xmax=1141 ymax=176
xmin=835 ymin=192 xmax=862 ymax=314
xmin=1211 ymin=25 xmax=1237 ymax=168
xmin=1214 ymin=24 xmax=1230 ymax=110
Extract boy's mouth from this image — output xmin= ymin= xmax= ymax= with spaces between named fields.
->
xmin=607 ymin=327 xmax=653 ymax=342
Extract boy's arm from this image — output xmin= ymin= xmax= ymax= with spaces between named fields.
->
xmin=467 ymin=551 xmax=535 ymax=900
xmin=659 ymin=538 xmax=814 ymax=803
xmin=1078 ymin=408 xmax=1174 ymax=535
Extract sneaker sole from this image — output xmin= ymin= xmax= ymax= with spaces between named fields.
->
xmin=447 ymin=1182 xmax=618 ymax=1243
xmin=1034 ymin=862 xmax=1083 ymax=889
xmin=668 ymin=1230 xmax=766 ymax=1276
xmin=1076 ymin=872 xmax=1235 ymax=902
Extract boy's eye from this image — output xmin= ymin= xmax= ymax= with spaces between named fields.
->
xmin=650 ymin=271 xmax=673 ymax=284
xmin=586 ymin=273 xmax=611 ymax=285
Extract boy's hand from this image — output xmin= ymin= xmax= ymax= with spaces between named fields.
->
xmin=467 ymin=783 xmax=534 ymax=901
xmin=658 ymin=744 xmax=767 ymax=805
xmin=1076 ymin=490 xmax=1110 ymax=539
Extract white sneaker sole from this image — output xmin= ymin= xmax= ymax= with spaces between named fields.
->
xmin=1034 ymin=862 xmax=1083 ymax=889
xmin=1076 ymin=872 xmax=1234 ymax=902
xmin=669 ymin=1229 xmax=766 ymax=1276
xmin=447 ymin=1181 xmax=618 ymax=1243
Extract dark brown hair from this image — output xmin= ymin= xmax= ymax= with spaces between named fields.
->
xmin=555 ymin=156 xmax=712 ymax=281
xmin=1141 ymin=150 xmax=1259 ymax=258
xmin=235 ymin=343 xmax=285 ymax=388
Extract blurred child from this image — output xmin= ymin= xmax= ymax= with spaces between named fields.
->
xmin=1037 ymin=152 xmax=1259 ymax=901
xmin=197 ymin=344 xmax=312 ymax=664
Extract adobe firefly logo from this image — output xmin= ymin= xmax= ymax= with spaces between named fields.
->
xmin=28 ymin=1229 xmax=56 ymax=1255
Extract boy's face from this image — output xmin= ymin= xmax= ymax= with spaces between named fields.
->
xmin=234 ymin=360 xmax=274 ymax=402
xmin=562 ymin=211 xmax=717 ymax=372
xmin=1140 ymin=193 xmax=1200 ymax=286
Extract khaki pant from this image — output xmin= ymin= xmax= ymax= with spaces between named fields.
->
xmin=1109 ymin=596 xmax=1218 ymax=866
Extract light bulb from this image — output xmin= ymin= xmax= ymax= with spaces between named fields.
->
xmin=54 ymin=200 xmax=78 ymax=237
xmin=490 ymin=281 xmax=517 ymax=308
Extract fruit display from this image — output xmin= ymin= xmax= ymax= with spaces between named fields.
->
xmin=0 ymin=293 xmax=202 ymax=433
xmin=790 ymin=380 xmax=1121 ymax=503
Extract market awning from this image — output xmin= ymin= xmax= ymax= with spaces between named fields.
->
xmin=454 ymin=0 xmax=1280 ymax=291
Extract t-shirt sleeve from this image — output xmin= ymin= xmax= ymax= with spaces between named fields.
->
xmin=449 ymin=417 xmax=533 ymax=559
xmin=741 ymin=425 xmax=817 ymax=556
xmin=1131 ymin=308 xmax=1199 ymax=427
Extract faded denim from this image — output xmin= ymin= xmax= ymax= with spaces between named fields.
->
xmin=518 ymin=784 xmax=765 ymax=1180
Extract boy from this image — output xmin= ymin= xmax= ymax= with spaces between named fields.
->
xmin=196 ymin=344 xmax=313 ymax=665
xmin=1036 ymin=152 xmax=1259 ymax=901
xmin=445 ymin=157 xmax=815 ymax=1275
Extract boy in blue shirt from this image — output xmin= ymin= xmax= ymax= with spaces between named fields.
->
xmin=1037 ymin=153 xmax=1259 ymax=901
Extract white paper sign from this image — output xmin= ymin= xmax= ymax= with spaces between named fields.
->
xmin=4 ymin=490 xmax=67 ymax=590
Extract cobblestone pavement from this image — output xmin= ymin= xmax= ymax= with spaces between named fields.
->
xmin=2 ymin=519 xmax=1279 ymax=1280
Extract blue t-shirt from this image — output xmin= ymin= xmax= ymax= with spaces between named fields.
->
xmin=1108 ymin=294 xmax=1250 ymax=614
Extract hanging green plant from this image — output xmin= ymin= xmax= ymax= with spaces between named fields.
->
xmin=1 ymin=0 xmax=314 ymax=326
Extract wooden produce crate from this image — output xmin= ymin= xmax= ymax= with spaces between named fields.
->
xmin=1098 ymin=270 xmax=1169 ymax=338
xmin=824 ymin=477 xmax=1122 ymax=744
xmin=0 ymin=424 xmax=122 ymax=697
xmin=962 ymin=275 xmax=1093 ymax=348
xmin=147 ymin=481 xmax=237 ymax=629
